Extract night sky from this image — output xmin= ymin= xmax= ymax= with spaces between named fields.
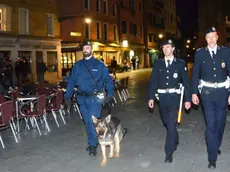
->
xmin=176 ymin=0 xmax=197 ymax=39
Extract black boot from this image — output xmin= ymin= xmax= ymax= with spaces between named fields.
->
xmin=86 ymin=145 xmax=97 ymax=156
xmin=218 ymin=149 xmax=221 ymax=155
xmin=165 ymin=153 xmax=173 ymax=163
xmin=208 ymin=161 xmax=216 ymax=169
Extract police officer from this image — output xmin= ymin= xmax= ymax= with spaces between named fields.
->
xmin=191 ymin=27 xmax=230 ymax=169
xmin=65 ymin=41 xmax=114 ymax=156
xmin=148 ymin=39 xmax=191 ymax=163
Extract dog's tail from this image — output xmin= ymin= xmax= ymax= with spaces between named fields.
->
xmin=122 ymin=128 xmax=128 ymax=138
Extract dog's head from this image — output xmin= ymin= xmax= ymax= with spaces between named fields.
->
xmin=92 ymin=115 xmax=111 ymax=139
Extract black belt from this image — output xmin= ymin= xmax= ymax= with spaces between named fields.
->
xmin=77 ymin=92 xmax=97 ymax=97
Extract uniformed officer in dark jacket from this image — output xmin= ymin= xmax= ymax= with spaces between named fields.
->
xmin=191 ymin=27 xmax=230 ymax=169
xmin=148 ymin=39 xmax=191 ymax=163
xmin=65 ymin=41 xmax=114 ymax=156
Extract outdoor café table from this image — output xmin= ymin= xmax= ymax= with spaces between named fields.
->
xmin=15 ymin=95 xmax=38 ymax=132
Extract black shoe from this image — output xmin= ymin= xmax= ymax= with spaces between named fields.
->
xmin=218 ymin=149 xmax=221 ymax=155
xmin=165 ymin=153 xmax=173 ymax=163
xmin=86 ymin=145 xmax=97 ymax=156
xmin=90 ymin=146 xmax=97 ymax=156
xmin=86 ymin=144 xmax=98 ymax=151
xmin=208 ymin=161 xmax=216 ymax=169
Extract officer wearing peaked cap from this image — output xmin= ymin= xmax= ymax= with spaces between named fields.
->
xmin=148 ymin=39 xmax=191 ymax=163
xmin=191 ymin=27 xmax=230 ymax=169
xmin=65 ymin=40 xmax=114 ymax=156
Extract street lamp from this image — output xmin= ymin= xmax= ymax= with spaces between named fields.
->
xmin=186 ymin=39 xmax=191 ymax=44
xmin=186 ymin=45 xmax=189 ymax=48
xmin=158 ymin=34 xmax=164 ymax=39
xmin=85 ymin=18 xmax=91 ymax=23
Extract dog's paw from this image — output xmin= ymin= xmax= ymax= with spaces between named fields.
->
xmin=109 ymin=154 xmax=114 ymax=159
xmin=101 ymin=160 xmax=107 ymax=167
xmin=115 ymin=152 xmax=120 ymax=158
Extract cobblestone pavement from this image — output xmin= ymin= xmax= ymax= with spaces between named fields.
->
xmin=1 ymin=68 xmax=230 ymax=172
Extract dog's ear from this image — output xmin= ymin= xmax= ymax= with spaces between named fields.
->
xmin=92 ymin=115 xmax=98 ymax=124
xmin=105 ymin=114 xmax=111 ymax=123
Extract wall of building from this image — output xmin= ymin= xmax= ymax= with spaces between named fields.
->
xmin=0 ymin=0 xmax=61 ymax=84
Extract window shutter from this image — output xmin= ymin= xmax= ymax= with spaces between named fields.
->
xmin=18 ymin=8 xmax=22 ymax=33
xmin=2 ymin=7 xmax=7 ymax=31
xmin=6 ymin=6 xmax=11 ymax=32
xmin=52 ymin=15 xmax=55 ymax=36
xmin=26 ymin=10 xmax=29 ymax=33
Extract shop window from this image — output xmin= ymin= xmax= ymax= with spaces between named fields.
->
xmin=61 ymin=52 xmax=76 ymax=70
xmin=47 ymin=51 xmax=57 ymax=72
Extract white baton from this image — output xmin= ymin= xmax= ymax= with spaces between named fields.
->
xmin=177 ymin=86 xmax=184 ymax=124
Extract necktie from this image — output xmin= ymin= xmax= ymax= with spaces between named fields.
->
xmin=167 ymin=60 xmax=171 ymax=68
xmin=211 ymin=51 xmax=216 ymax=59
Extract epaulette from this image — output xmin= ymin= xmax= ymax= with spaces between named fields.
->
xmin=177 ymin=58 xmax=185 ymax=63
xmin=157 ymin=59 xmax=164 ymax=62
xmin=196 ymin=47 xmax=203 ymax=51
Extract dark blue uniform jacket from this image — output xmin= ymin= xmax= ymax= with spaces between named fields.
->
xmin=149 ymin=58 xmax=191 ymax=106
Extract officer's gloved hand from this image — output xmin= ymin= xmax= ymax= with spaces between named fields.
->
xmin=104 ymin=95 xmax=113 ymax=104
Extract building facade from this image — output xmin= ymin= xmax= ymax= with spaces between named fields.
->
xmin=56 ymin=0 xmax=146 ymax=70
xmin=143 ymin=0 xmax=165 ymax=66
xmin=56 ymin=0 xmax=121 ymax=71
xmin=197 ymin=0 xmax=230 ymax=48
xmin=164 ymin=0 xmax=177 ymax=39
xmin=118 ymin=0 xmax=145 ymax=68
xmin=0 ymin=0 xmax=61 ymax=83
xmin=56 ymin=0 xmax=179 ymax=70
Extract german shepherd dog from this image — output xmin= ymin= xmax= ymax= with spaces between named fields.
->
xmin=92 ymin=114 xmax=127 ymax=167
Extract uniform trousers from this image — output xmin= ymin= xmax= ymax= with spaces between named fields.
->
xmin=159 ymin=104 xmax=179 ymax=155
xmin=200 ymin=87 xmax=228 ymax=161
xmin=79 ymin=97 xmax=102 ymax=147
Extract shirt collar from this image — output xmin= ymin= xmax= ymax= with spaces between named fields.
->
xmin=165 ymin=56 xmax=174 ymax=65
xmin=84 ymin=55 xmax=94 ymax=61
xmin=208 ymin=45 xmax=217 ymax=54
